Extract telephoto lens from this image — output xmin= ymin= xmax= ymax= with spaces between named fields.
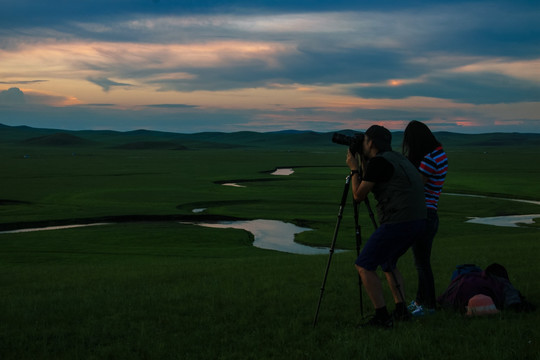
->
xmin=332 ymin=132 xmax=364 ymax=154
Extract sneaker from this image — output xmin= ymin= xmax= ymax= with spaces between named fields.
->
xmin=408 ymin=300 xmax=420 ymax=312
xmin=411 ymin=305 xmax=435 ymax=317
xmin=358 ymin=315 xmax=393 ymax=329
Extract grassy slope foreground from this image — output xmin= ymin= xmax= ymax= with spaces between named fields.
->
xmin=0 ymin=124 xmax=539 ymax=359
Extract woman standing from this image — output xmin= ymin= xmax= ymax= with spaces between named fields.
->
xmin=402 ymin=120 xmax=448 ymax=316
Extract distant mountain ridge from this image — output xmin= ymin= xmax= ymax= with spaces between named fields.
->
xmin=1 ymin=123 xmax=539 ymax=149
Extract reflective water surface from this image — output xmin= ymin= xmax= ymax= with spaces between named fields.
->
xmin=446 ymin=193 xmax=540 ymax=228
xmin=271 ymin=168 xmax=294 ymax=176
xmin=2 ymin=193 xmax=537 ymax=254
xmin=189 ymin=219 xmax=335 ymax=255
xmin=466 ymin=214 xmax=540 ymax=227
xmin=0 ymin=223 xmax=109 ymax=234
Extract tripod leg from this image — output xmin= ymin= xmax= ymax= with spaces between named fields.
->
xmin=353 ymin=200 xmax=364 ymax=318
xmin=387 ymin=269 xmax=406 ymax=304
xmin=364 ymin=197 xmax=378 ymax=229
xmin=313 ymin=175 xmax=351 ymax=327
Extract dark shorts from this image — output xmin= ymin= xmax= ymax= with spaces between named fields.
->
xmin=355 ymin=219 xmax=426 ymax=272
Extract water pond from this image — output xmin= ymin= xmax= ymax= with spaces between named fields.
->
xmin=446 ymin=193 xmax=540 ymax=227
xmin=187 ymin=219 xmax=334 ymax=255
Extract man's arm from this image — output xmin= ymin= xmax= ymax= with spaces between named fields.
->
xmin=351 ymin=175 xmax=375 ymax=202
xmin=346 ymin=149 xmax=375 ymax=202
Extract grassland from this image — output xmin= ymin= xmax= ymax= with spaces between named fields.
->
xmin=0 ymin=125 xmax=539 ymax=359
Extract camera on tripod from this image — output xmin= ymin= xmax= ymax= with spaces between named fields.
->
xmin=315 ymin=130 xmax=378 ymax=327
xmin=332 ymin=132 xmax=364 ymax=155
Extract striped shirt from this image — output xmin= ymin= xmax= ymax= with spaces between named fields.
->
xmin=419 ymin=146 xmax=448 ymax=210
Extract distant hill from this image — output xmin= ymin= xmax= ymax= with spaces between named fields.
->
xmin=112 ymin=141 xmax=187 ymax=150
xmin=20 ymin=133 xmax=96 ymax=147
xmin=1 ymin=123 xmax=539 ymax=150
xmin=0 ymin=123 xmax=59 ymax=142
xmin=433 ymin=132 xmax=540 ymax=147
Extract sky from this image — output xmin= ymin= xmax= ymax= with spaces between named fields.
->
xmin=1 ymin=0 xmax=539 ymax=133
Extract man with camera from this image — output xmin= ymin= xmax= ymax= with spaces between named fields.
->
xmin=345 ymin=125 xmax=426 ymax=328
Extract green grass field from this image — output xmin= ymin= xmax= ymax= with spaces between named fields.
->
xmin=0 ymin=126 xmax=539 ymax=359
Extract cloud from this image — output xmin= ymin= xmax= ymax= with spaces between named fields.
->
xmin=4 ymin=6 xmax=539 ymax=93
xmin=1 ymin=1 xmax=539 ymax=133
xmin=350 ymin=73 xmax=540 ymax=104
xmin=140 ymin=43 xmax=421 ymax=92
xmin=0 ymin=88 xmax=80 ymax=107
xmin=0 ymin=87 xmax=25 ymax=104
xmin=145 ymin=104 xmax=199 ymax=108
xmin=87 ymin=77 xmax=132 ymax=92
xmin=0 ymin=80 xmax=47 ymax=85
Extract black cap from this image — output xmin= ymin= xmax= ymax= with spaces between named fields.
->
xmin=365 ymin=125 xmax=392 ymax=151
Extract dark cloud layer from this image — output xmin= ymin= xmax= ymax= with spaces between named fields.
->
xmin=352 ymin=73 xmax=540 ymax=104
xmin=0 ymin=80 xmax=47 ymax=85
xmin=0 ymin=87 xmax=25 ymax=104
xmin=1 ymin=0 xmax=539 ymax=133
xmin=87 ymin=77 xmax=132 ymax=92
xmin=145 ymin=104 xmax=199 ymax=109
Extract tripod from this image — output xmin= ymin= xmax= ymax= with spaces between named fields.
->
xmin=312 ymin=172 xmax=405 ymax=327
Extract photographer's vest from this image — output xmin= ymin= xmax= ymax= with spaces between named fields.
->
xmin=372 ymin=151 xmax=426 ymax=224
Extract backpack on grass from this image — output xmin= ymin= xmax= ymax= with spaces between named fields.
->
xmin=437 ymin=263 xmax=536 ymax=313
xmin=451 ymin=264 xmax=482 ymax=281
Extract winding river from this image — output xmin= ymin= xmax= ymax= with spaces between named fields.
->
xmin=446 ymin=193 xmax=540 ymax=227
xmin=1 ymin=170 xmax=537 ymax=255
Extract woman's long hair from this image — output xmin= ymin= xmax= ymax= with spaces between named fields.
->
xmin=402 ymin=120 xmax=441 ymax=168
